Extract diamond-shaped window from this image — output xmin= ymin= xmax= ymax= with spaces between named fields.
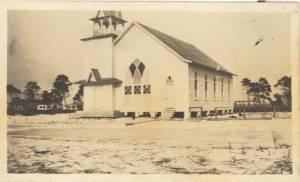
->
xmin=138 ymin=62 xmax=145 ymax=76
xmin=129 ymin=63 xmax=136 ymax=77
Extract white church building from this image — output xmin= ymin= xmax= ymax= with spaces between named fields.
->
xmin=75 ymin=11 xmax=234 ymax=119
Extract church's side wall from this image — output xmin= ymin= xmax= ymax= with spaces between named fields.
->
xmin=113 ymin=25 xmax=189 ymax=114
xmin=188 ymin=64 xmax=233 ymax=112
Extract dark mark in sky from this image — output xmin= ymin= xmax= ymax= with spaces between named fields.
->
xmin=254 ymin=38 xmax=263 ymax=46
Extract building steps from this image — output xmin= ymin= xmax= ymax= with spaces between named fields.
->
xmin=161 ymin=107 xmax=175 ymax=120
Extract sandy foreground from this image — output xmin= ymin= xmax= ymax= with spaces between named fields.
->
xmin=7 ymin=113 xmax=292 ymax=174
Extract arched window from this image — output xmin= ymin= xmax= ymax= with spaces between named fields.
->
xmin=125 ymin=59 xmax=150 ymax=95
xmin=166 ymin=76 xmax=174 ymax=85
xmin=129 ymin=59 xmax=145 ymax=79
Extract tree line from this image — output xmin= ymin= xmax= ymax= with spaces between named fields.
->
xmin=241 ymin=75 xmax=291 ymax=110
xmin=7 ymin=74 xmax=84 ymax=107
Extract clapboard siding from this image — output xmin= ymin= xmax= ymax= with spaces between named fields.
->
xmin=188 ymin=64 xmax=233 ymax=111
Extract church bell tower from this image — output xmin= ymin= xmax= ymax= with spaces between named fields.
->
xmin=81 ymin=10 xmax=127 ymax=78
xmin=81 ymin=10 xmax=127 ymax=41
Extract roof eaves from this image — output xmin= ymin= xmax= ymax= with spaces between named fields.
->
xmin=89 ymin=16 xmax=128 ymax=24
xmin=191 ymin=61 xmax=236 ymax=76
xmin=72 ymin=79 xmax=87 ymax=85
xmin=184 ymin=59 xmax=193 ymax=63
xmin=84 ymin=78 xmax=122 ymax=87
xmin=81 ymin=33 xmax=118 ymax=41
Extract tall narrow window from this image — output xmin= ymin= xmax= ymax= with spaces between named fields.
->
xmin=204 ymin=75 xmax=208 ymax=100
xmin=194 ymin=72 xmax=198 ymax=98
xmin=221 ymin=78 xmax=224 ymax=100
xmin=228 ymin=79 xmax=231 ymax=101
xmin=213 ymin=76 xmax=216 ymax=100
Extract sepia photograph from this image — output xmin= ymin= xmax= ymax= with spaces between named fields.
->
xmin=1 ymin=2 xmax=299 ymax=180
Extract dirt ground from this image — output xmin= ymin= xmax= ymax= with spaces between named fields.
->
xmin=7 ymin=113 xmax=292 ymax=174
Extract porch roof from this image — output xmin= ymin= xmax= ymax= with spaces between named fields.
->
xmin=84 ymin=78 xmax=122 ymax=87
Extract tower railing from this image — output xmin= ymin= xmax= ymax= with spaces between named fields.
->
xmin=93 ymin=28 xmax=123 ymax=36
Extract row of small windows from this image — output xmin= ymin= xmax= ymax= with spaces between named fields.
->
xmin=195 ymin=72 xmax=231 ymax=100
xmin=125 ymin=85 xmax=151 ymax=95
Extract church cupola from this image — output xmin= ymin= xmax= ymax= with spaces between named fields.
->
xmin=87 ymin=10 xmax=127 ymax=40
xmin=80 ymin=10 xmax=126 ymax=80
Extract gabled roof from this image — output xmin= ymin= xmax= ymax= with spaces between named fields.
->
xmin=115 ymin=22 xmax=234 ymax=75
xmin=91 ymin=68 xmax=102 ymax=82
xmin=84 ymin=68 xmax=122 ymax=86
xmin=137 ymin=23 xmax=233 ymax=75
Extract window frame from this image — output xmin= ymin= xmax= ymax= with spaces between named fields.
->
xmin=166 ymin=76 xmax=174 ymax=85
xmin=228 ymin=79 xmax=231 ymax=101
xmin=194 ymin=72 xmax=198 ymax=99
xmin=134 ymin=85 xmax=141 ymax=95
xmin=143 ymin=84 xmax=151 ymax=94
xmin=213 ymin=76 xmax=217 ymax=101
xmin=124 ymin=85 xmax=132 ymax=95
xmin=204 ymin=74 xmax=208 ymax=100
xmin=221 ymin=78 xmax=224 ymax=101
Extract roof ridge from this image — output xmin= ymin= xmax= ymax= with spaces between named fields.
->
xmin=137 ymin=22 xmax=197 ymax=48
xmin=137 ymin=22 xmax=233 ymax=75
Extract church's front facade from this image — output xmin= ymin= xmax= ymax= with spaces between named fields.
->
xmin=76 ymin=11 xmax=234 ymax=119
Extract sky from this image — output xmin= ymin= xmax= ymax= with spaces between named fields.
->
xmin=7 ymin=10 xmax=291 ymax=100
